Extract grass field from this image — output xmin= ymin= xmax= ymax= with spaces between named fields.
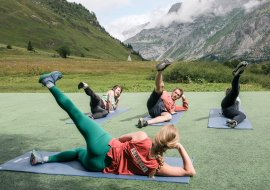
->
xmin=0 ymin=50 xmax=270 ymax=189
xmin=1 ymin=91 xmax=270 ymax=190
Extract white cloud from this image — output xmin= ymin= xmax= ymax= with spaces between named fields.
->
xmin=105 ymin=8 xmax=168 ymax=41
xmin=66 ymin=0 xmax=132 ymax=12
xmin=152 ymin=0 xmax=268 ymax=27
xmin=243 ymin=0 xmax=266 ymax=12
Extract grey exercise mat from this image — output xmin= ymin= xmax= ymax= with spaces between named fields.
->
xmin=137 ymin=111 xmax=185 ymax=126
xmin=66 ymin=108 xmax=131 ymax=124
xmin=0 ymin=151 xmax=193 ymax=183
xmin=208 ymin=108 xmax=253 ymax=129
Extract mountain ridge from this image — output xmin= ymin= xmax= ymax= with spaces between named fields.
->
xmin=0 ymin=0 xmax=141 ymax=60
xmin=124 ymin=0 xmax=270 ymax=62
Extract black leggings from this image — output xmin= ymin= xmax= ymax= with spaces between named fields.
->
xmin=221 ymin=75 xmax=246 ymax=124
xmin=84 ymin=87 xmax=108 ymax=119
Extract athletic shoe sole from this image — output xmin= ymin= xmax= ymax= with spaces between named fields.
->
xmin=38 ymin=71 xmax=62 ymax=86
xmin=226 ymin=119 xmax=237 ymax=128
xmin=30 ymin=150 xmax=37 ymax=165
xmin=156 ymin=58 xmax=174 ymax=71
xmin=137 ymin=118 xmax=145 ymax=128
xmin=78 ymin=82 xmax=84 ymax=89
xmin=232 ymin=61 xmax=248 ymax=76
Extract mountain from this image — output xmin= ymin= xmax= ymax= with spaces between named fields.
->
xmin=122 ymin=22 xmax=150 ymax=41
xmin=124 ymin=0 xmax=270 ymax=63
xmin=122 ymin=3 xmax=182 ymax=42
xmin=0 ymin=0 xmax=141 ymax=60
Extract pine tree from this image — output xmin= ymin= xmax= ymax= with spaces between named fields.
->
xmin=27 ymin=41 xmax=33 ymax=51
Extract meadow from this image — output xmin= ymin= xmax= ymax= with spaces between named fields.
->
xmin=0 ymin=45 xmax=269 ymax=93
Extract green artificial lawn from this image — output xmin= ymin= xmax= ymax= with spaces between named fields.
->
xmin=1 ymin=91 xmax=270 ymax=189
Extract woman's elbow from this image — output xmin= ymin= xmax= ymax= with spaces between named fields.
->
xmin=188 ymin=169 xmax=196 ymax=176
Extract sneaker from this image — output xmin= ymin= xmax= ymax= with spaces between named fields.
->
xmin=39 ymin=71 xmax=62 ymax=86
xmin=226 ymin=119 xmax=237 ymax=128
xmin=156 ymin=58 xmax=174 ymax=71
xmin=78 ymin=82 xmax=88 ymax=89
xmin=137 ymin=118 xmax=148 ymax=128
xmin=30 ymin=150 xmax=44 ymax=165
xmin=232 ymin=61 xmax=248 ymax=76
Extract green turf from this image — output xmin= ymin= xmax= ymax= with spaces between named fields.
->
xmin=0 ymin=91 xmax=270 ymax=189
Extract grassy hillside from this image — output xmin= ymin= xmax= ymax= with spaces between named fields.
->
xmin=0 ymin=48 xmax=268 ymax=93
xmin=0 ymin=0 xmax=140 ymax=60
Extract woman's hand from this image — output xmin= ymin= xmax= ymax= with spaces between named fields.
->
xmin=109 ymin=111 xmax=115 ymax=113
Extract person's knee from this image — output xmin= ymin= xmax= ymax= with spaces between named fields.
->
xmin=155 ymin=87 xmax=163 ymax=95
xmin=102 ymin=110 xmax=109 ymax=117
xmin=163 ymin=112 xmax=172 ymax=120
xmin=167 ymin=114 xmax=172 ymax=120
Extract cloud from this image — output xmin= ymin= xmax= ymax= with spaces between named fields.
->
xmin=156 ymin=0 xmax=268 ymax=27
xmin=243 ymin=0 xmax=267 ymax=12
xmin=66 ymin=0 xmax=132 ymax=12
xmin=105 ymin=7 xmax=168 ymax=41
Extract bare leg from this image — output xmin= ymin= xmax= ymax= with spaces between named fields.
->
xmin=155 ymin=71 xmax=164 ymax=94
xmin=147 ymin=112 xmax=172 ymax=125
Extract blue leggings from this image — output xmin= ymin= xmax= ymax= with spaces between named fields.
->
xmin=48 ymin=86 xmax=113 ymax=171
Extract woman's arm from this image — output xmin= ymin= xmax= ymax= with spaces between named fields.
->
xmin=107 ymin=91 xmax=114 ymax=113
xmin=113 ymin=96 xmax=120 ymax=110
xmin=118 ymin=131 xmax=148 ymax=142
xmin=156 ymin=143 xmax=195 ymax=176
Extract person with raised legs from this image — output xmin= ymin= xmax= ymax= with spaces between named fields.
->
xmin=78 ymin=82 xmax=122 ymax=119
xmin=30 ymin=71 xmax=195 ymax=178
xmin=221 ymin=61 xmax=248 ymax=128
xmin=137 ymin=58 xmax=188 ymax=128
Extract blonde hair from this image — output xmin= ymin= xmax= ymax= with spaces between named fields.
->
xmin=148 ymin=123 xmax=179 ymax=178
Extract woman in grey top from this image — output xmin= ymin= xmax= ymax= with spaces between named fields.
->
xmin=221 ymin=61 xmax=247 ymax=128
xmin=78 ymin=82 xmax=122 ymax=119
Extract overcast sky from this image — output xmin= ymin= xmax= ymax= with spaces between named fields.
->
xmin=66 ymin=0 xmax=180 ymax=40
xmin=66 ymin=0 xmax=266 ymax=41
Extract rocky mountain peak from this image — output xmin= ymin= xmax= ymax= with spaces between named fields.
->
xmin=167 ymin=2 xmax=182 ymax=14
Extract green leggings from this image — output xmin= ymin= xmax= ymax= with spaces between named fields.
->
xmin=48 ymin=86 xmax=113 ymax=171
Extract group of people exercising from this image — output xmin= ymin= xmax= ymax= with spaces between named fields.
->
xmin=30 ymin=58 xmax=248 ymax=178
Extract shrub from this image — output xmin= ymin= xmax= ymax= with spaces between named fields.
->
xmin=223 ymin=59 xmax=240 ymax=68
xmin=147 ymin=61 xmax=270 ymax=89
xmin=56 ymin=45 xmax=70 ymax=58
xmin=81 ymin=53 xmax=85 ymax=57
xmin=7 ymin=45 xmax=12 ymax=49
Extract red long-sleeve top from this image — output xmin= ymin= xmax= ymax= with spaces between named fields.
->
xmin=160 ymin=91 xmax=188 ymax=113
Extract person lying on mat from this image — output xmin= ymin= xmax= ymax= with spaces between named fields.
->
xmin=30 ymin=71 xmax=195 ymax=178
xmin=221 ymin=61 xmax=248 ymax=128
xmin=137 ymin=58 xmax=188 ymax=128
xmin=78 ymin=82 xmax=122 ymax=119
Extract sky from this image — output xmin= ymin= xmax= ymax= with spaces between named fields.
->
xmin=66 ymin=0 xmax=267 ymax=42
xmin=66 ymin=0 xmax=180 ymax=41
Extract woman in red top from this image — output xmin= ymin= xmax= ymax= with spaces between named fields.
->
xmin=30 ymin=71 xmax=195 ymax=178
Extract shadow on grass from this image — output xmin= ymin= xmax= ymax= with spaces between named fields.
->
xmin=194 ymin=116 xmax=209 ymax=121
xmin=119 ymin=112 xmax=149 ymax=122
xmin=59 ymin=112 xmax=91 ymax=121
